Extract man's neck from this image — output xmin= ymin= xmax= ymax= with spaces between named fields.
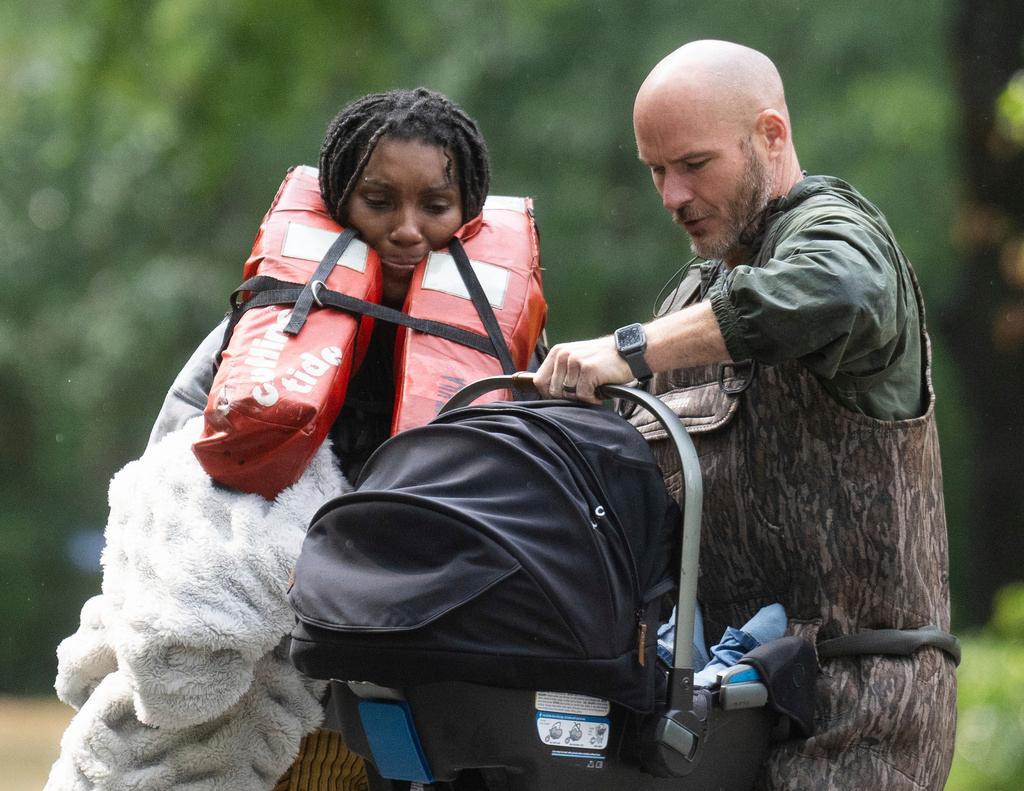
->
xmin=774 ymin=154 xmax=804 ymax=199
xmin=723 ymin=156 xmax=803 ymax=268
xmin=723 ymin=246 xmax=750 ymax=269
xmin=724 ymin=196 xmax=783 ymax=267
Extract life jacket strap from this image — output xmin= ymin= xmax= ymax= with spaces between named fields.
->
xmin=283 ymin=227 xmax=359 ymax=336
xmin=229 ymin=275 xmax=500 ymax=358
xmin=448 ymin=237 xmax=516 ymax=374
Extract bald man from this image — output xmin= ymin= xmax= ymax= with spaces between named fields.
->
xmin=536 ymin=40 xmax=957 ymax=790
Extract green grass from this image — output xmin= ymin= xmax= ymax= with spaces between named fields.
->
xmin=946 ymin=584 xmax=1024 ymax=790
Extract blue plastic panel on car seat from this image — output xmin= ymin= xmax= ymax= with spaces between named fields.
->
xmin=358 ymin=699 xmax=434 ymax=783
xmin=720 ymin=666 xmax=760 ymax=685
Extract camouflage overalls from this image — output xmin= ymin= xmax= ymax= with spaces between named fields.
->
xmin=631 ymin=189 xmax=957 ymax=790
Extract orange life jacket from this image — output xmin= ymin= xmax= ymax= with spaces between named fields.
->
xmin=192 ymin=166 xmax=546 ymax=499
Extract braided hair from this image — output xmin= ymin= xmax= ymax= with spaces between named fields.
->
xmin=319 ymin=87 xmax=490 ymax=227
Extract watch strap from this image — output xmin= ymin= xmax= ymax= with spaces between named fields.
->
xmin=624 ymin=350 xmax=653 ymax=383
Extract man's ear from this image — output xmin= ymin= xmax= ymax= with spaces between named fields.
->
xmin=756 ymin=109 xmax=788 ymax=159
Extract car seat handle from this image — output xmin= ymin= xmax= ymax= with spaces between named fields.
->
xmin=441 ymin=373 xmax=704 ymax=690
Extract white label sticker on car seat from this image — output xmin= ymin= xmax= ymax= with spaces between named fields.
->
xmin=534 ymin=691 xmax=610 ymax=717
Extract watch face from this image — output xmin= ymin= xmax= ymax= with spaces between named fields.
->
xmin=616 ymin=324 xmax=645 ymax=351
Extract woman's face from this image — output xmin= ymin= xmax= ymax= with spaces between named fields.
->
xmin=345 ymin=136 xmax=464 ymax=306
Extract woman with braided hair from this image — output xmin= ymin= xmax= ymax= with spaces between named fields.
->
xmin=320 ymin=87 xmax=491 ymax=306
xmin=273 ymin=88 xmax=500 ymax=791
xmin=48 ymin=88 xmax=542 ymax=791
xmin=154 ymin=86 xmax=501 ymax=483
xmin=312 ymin=87 xmax=496 ymax=483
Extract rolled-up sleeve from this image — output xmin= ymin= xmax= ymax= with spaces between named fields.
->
xmin=708 ymin=219 xmax=901 ymax=380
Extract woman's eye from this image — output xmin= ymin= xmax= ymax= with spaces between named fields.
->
xmin=425 ymin=202 xmax=453 ymax=215
xmin=362 ymin=195 xmax=390 ymax=209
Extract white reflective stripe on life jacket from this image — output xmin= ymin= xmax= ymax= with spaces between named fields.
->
xmin=281 ymin=223 xmax=370 ymax=272
xmin=420 ymin=252 xmax=510 ymax=308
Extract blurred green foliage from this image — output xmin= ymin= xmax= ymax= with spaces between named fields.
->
xmin=0 ymin=0 xmax=1014 ymax=751
xmin=990 ymin=582 xmax=1024 ymax=638
xmin=947 ymin=584 xmax=1024 ymax=790
xmin=5 ymin=2 xmax=1024 ymax=787
xmin=997 ymin=70 xmax=1024 ymax=145
xmin=0 ymin=0 xmax=963 ymax=685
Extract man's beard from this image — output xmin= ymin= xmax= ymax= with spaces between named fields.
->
xmin=684 ymin=142 xmax=773 ymax=262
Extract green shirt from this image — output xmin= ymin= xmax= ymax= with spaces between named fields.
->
xmin=705 ymin=175 xmax=923 ymax=421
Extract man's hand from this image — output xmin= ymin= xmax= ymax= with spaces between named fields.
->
xmin=533 ymin=303 xmax=729 ymax=402
xmin=533 ymin=335 xmax=635 ymax=403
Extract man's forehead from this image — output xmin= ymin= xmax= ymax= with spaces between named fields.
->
xmin=635 ymin=106 xmax=731 ymax=161
xmin=636 ymin=141 xmax=722 ymax=167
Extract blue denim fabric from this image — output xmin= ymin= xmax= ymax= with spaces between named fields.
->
xmin=656 ymin=605 xmax=710 ymax=669
xmin=658 ymin=603 xmax=788 ymax=688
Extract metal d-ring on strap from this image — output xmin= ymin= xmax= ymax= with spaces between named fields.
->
xmin=310 ymin=280 xmax=327 ymax=307
xmin=283 ymin=227 xmax=358 ymax=336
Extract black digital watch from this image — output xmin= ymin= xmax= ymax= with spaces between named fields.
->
xmin=613 ymin=323 xmax=652 ymax=384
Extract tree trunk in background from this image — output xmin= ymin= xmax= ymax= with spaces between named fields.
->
xmin=946 ymin=0 xmax=1024 ymax=623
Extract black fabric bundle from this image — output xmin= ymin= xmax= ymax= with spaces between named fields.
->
xmin=288 ymin=400 xmax=680 ymax=711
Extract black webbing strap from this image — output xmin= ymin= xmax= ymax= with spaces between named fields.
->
xmin=816 ymin=625 xmax=961 ymax=666
xmin=229 ymin=275 xmax=304 ymax=310
xmin=448 ymin=237 xmax=516 ymax=374
xmin=228 ymin=275 xmax=498 ymax=356
xmin=282 ymin=227 xmax=358 ymax=336
xmin=219 ymin=234 xmax=519 ymax=368
xmin=313 ymin=288 xmax=499 ymax=356
xmin=215 ymin=274 xmax=303 ymax=364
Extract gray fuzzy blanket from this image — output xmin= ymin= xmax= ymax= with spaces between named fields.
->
xmin=46 ymin=418 xmax=351 ymax=790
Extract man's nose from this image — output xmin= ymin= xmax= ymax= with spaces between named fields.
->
xmin=660 ymin=171 xmax=693 ymax=211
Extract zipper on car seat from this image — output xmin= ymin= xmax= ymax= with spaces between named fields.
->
xmin=636 ymin=608 xmax=647 ymax=666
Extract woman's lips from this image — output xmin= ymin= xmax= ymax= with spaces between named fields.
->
xmin=380 ymin=256 xmax=425 ymax=270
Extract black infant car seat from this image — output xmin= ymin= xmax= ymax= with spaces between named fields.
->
xmin=288 ymin=374 xmax=816 ymax=790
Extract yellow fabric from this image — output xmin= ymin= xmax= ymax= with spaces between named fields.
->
xmin=273 ymin=729 xmax=368 ymax=791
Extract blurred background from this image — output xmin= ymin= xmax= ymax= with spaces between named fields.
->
xmin=2 ymin=0 xmax=1022 ymax=787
